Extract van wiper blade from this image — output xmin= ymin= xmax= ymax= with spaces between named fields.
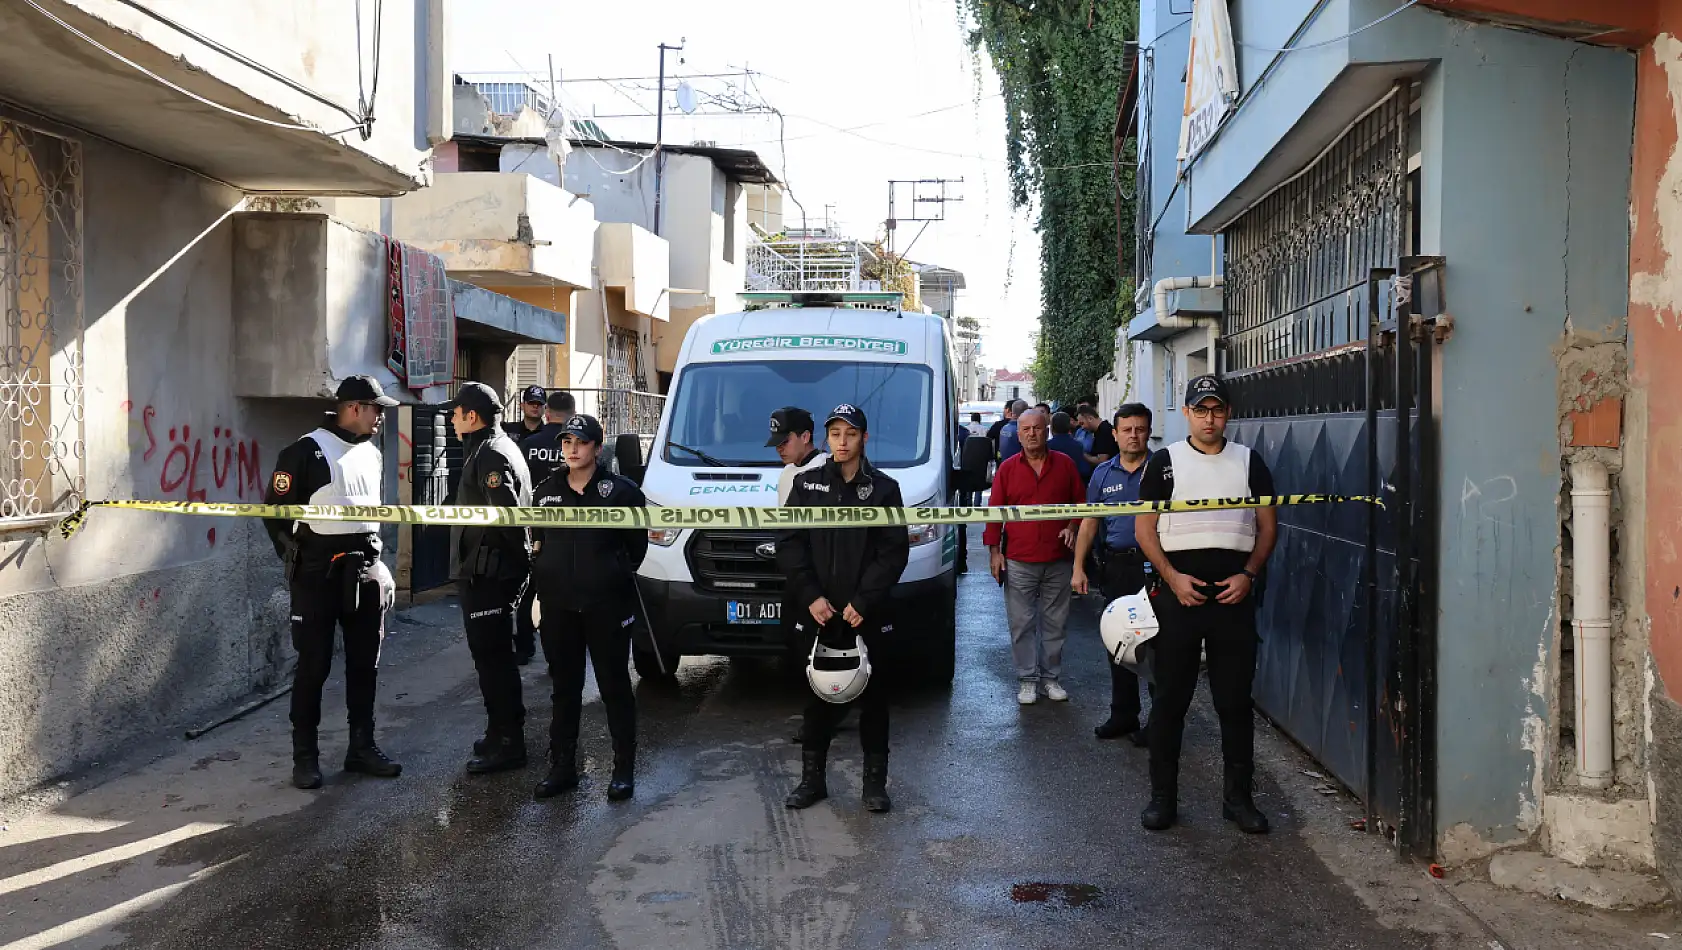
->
xmin=667 ymin=441 xmax=728 ymax=467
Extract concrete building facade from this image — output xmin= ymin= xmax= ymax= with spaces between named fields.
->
xmin=0 ymin=0 xmax=456 ymax=796
xmin=1119 ymin=0 xmax=1665 ymax=892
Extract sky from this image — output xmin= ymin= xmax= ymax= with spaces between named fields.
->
xmin=449 ymin=0 xmax=1043 ymax=373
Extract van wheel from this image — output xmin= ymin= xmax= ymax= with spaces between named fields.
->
xmin=634 ymin=643 xmax=680 ymax=683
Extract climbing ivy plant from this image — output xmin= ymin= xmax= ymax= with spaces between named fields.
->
xmin=959 ymin=0 xmax=1136 ymax=403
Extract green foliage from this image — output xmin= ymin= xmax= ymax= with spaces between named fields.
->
xmin=959 ymin=0 xmax=1137 ymax=403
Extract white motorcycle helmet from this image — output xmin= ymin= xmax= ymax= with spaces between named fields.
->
xmin=807 ymin=635 xmax=871 ymax=704
xmin=1100 ymin=588 xmax=1160 ymax=672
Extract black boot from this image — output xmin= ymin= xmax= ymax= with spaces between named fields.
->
xmin=861 ymin=754 xmax=891 ymax=813
xmin=472 ymin=728 xmax=498 ymax=757
xmin=784 ymin=750 xmax=829 ymax=809
xmin=1140 ymin=788 xmax=1177 ymax=831
xmin=606 ymin=746 xmax=636 ymax=802
xmin=535 ymin=749 xmax=579 ymax=799
xmin=1129 ymin=720 xmax=1151 ymax=748
xmin=467 ymin=733 xmax=527 ymax=774
xmin=1222 ymin=764 xmax=1271 ymax=834
xmin=343 ymin=725 xmax=402 ymax=778
xmin=1094 ymin=714 xmax=1141 ymax=740
xmin=292 ymin=733 xmax=322 ymax=790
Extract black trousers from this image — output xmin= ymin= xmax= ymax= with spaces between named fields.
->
xmin=460 ymin=575 xmax=527 ymax=739
xmin=801 ymin=624 xmax=890 ymax=756
xmin=515 ymin=576 xmax=538 ymax=654
xmin=289 ymin=566 xmax=386 ymax=742
xmin=541 ymin=599 xmax=638 ymax=761
xmin=1100 ymin=551 xmax=1150 ymax=724
xmin=1146 ymin=589 xmax=1258 ymax=794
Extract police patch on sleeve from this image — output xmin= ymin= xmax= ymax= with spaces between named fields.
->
xmin=271 ymin=471 xmax=292 ymax=494
xmin=486 ymin=471 xmax=502 ymax=490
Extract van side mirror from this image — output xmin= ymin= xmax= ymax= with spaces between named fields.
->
xmin=615 ymin=433 xmax=646 ymax=485
xmin=958 ymin=436 xmax=993 ymax=492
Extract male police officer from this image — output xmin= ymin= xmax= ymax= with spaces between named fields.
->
xmin=264 ymin=375 xmax=402 ymax=790
xmin=769 ymin=406 xmax=826 ymax=506
xmin=1135 ymin=375 xmax=1278 ymax=834
xmin=1072 ymin=403 xmax=1154 ymax=745
xmin=530 ymin=414 xmax=648 ymax=801
xmin=512 ymin=389 xmax=576 ymax=665
xmin=769 ymin=407 xmax=833 ymax=743
xmin=448 ymin=381 xmax=535 ymax=774
xmin=779 ymin=404 xmax=910 ymax=813
xmin=503 ymin=385 xmax=548 ymax=442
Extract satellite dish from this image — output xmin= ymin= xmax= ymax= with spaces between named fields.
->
xmin=676 ymin=81 xmax=697 ymax=115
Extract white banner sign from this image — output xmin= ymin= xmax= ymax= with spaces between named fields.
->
xmin=1178 ymin=0 xmax=1241 ymax=164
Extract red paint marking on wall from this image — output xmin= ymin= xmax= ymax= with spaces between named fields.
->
xmin=122 ymin=402 xmax=262 ymax=501
xmin=397 ymin=431 xmax=415 ymax=483
xmin=206 ymin=527 xmax=216 ymax=546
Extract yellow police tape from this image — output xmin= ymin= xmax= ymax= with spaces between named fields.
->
xmin=58 ymin=494 xmax=1380 ymax=539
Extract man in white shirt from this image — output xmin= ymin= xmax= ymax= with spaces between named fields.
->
xmin=770 ymin=406 xmax=827 ymax=505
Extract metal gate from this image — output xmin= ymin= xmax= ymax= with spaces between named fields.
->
xmin=409 ymin=404 xmax=462 ymax=593
xmin=1220 ymin=82 xmax=1443 ymax=855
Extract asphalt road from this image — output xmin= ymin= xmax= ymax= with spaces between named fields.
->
xmin=8 ymin=539 xmax=1557 ymax=949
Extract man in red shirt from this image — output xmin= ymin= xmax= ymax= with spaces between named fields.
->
xmin=984 ymin=408 xmax=1085 ymax=705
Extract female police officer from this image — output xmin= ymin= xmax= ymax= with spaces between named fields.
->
xmin=529 ymin=414 xmax=648 ymax=801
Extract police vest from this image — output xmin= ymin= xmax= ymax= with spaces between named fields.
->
xmin=300 ymin=428 xmax=383 ymax=539
xmin=1157 ymin=440 xmax=1256 ymax=554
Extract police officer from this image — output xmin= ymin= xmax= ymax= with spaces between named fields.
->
xmin=264 ymin=375 xmax=402 ymax=790
xmin=769 ymin=407 xmax=831 ymax=742
xmin=529 ymin=414 xmax=647 ymax=801
xmin=1134 ymin=375 xmax=1278 ymax=834
xmin=779 ymin=404 xmax=910 ymax=813
xmin=1072 ymin=403 xmax=1155 ymax=746
xmin=448 ymin=381 xmax=535 ymax=774
xmin=503 ymin=385 xmax=548 ymax=442
xmin=512 ymin=390 xmax=577 ymax=665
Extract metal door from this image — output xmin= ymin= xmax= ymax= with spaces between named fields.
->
xmin=409 ymin=405 xmax=462 ymax=593
xmin=1219 ymin=82 xmax=1441 ymax=855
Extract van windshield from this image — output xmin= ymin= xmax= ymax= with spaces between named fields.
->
xmin=663 ymin=361 xmax=934 ymax=467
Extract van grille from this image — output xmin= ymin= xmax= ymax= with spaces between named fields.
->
xmin=688 ymin=530 xmax=783 ymax=594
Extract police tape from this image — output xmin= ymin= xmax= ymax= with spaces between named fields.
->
xmin=57 ymin=494 xmax=1381 ymax=539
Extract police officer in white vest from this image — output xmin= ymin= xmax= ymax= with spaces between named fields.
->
xmin=1133 ymin=375 xmax=1278 ymax=834
xmin=264 ymin=375 xmax=402 ymax=790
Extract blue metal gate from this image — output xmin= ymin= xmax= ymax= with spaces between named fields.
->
xmin=1218 ymin=80 xmax=1444 ymax=856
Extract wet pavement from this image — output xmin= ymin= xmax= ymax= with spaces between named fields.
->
xmin=2 ymin=539 xmax=1670 ymax=949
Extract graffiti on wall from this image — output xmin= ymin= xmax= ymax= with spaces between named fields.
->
xmin=121 ymin=401 xmax=262 ymax=502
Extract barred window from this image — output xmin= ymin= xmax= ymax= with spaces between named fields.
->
xmin=0 ymin=117 xmax=83 ymax=522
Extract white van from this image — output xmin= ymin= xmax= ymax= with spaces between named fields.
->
xmin=630 ymin=292 xmax=985 ymax=685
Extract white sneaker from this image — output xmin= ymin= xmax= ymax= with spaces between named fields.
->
xmin=1043 ymin=681 xmax=1069 ymax=702
xmin=1017 ymin=682 xmax=1039 ymax=705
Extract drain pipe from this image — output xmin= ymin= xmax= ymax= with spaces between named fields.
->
xmin=1569 ymin=458 xmax=1614 ymax=789
xmin=1151 ymin=275 xmax=1224 ymax=330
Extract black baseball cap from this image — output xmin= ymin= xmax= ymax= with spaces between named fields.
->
xmin=520 ymin=385 xmax=546 ymax=405
xmin=825 ymin=403 xmax=868 ymax=432
xmin=336 ymin=374 xmax=399 ymax=407
xmin=446 ymin=381 xmax=503 ymax=419
xmin=765 ymin=406 xmax=815 ymax=447
xmin=1184 ymin=374 xmax=1229 ymax=407
xmin=560 ymin=413 xmax=604 ymax=444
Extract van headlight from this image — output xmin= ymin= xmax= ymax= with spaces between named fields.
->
xmin=645 ymin=502 xmax=681 ymax=546
xmin=907 ymin=523 xmax=942 ymax=547
xmin=906 ymin=498 xmax=943 ymax=546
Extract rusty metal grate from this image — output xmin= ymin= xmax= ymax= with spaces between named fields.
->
xmin=0 ymin=117 xmax=83 ymax=520
xmin=1222 ymin=84 xmax=1411 ymax=375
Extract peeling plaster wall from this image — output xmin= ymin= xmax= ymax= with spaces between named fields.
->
xmin=1630 ymin=19 xmax=1682 ymax=900
xmin=1392 ymin=15 xmax=1636 ymax=857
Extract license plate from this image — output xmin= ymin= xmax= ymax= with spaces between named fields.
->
xmin=726 ymin=600 xmax=780 ymax=625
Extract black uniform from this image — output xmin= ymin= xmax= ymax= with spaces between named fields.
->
xmin=502 ymin=416 xmax=545 ymax=443
xmin=263 ymin=423 xmax=399 ymax=785
xmin=512 ymin=422 xmax=568 ymax=661
xmin=453 ymin=425 xmax=534 ymax=762
xmin=531 ymin=463 xmax=647 ymax=780
xmin=778 ymin=457 xmax=911 ymax=756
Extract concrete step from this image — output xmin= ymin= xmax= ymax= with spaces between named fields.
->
xmin=1489 ymin=851 xmax=1670 ymax=911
